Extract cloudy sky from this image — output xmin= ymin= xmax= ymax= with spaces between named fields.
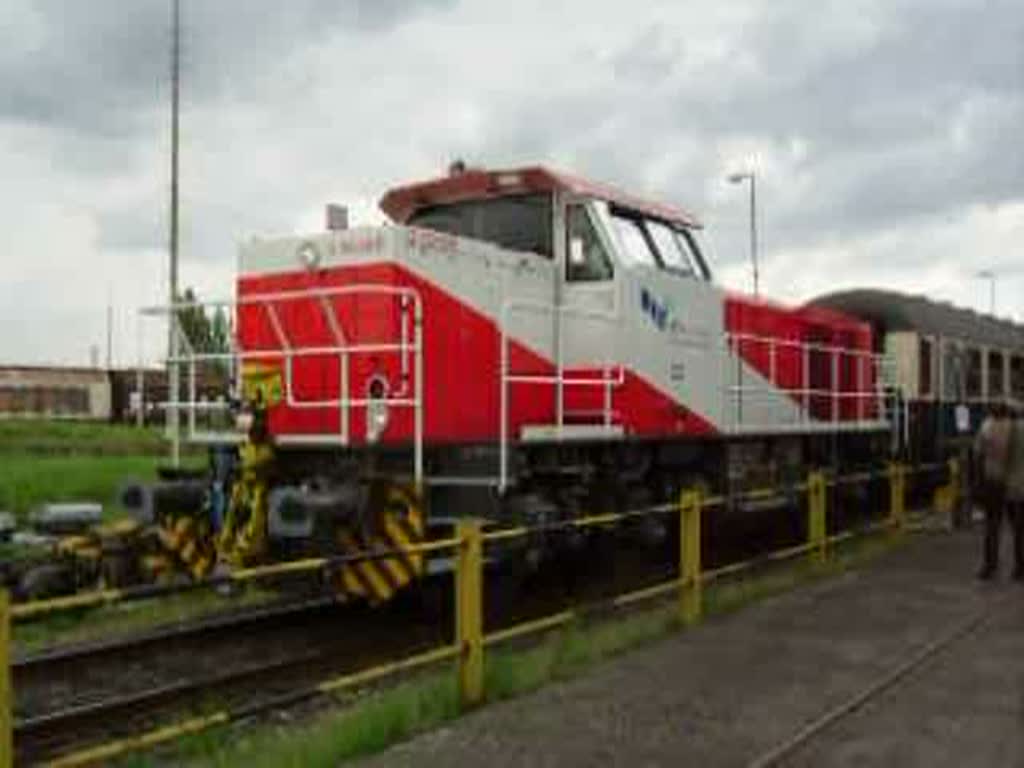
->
xmin=3 ymin=0 xmax=1023 ymax=366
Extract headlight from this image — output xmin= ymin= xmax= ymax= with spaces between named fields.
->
xmin=366 ymin=375 xmax=390 ymax=443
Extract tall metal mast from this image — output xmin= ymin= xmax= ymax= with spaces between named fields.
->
xmin=168 ymin=0 xmax=181 ymax=464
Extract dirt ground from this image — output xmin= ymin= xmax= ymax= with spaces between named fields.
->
xmin=357 ymin=527 xmax=1023 ymax=767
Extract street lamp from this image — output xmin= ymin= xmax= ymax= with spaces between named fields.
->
xmin=727 ymin=170 xmax=759 ymax=297
xmin=976 ymin=269 xmax=996 ymax=315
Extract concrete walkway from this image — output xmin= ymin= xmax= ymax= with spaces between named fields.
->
xmin=358 ymin=528 xmax=1023 ymax=767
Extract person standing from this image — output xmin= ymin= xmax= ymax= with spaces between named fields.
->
xmin=974 ymin=402 xmax=1015 ymax=580
xmin=1002 ymin=407 xmax=1024 ymax=581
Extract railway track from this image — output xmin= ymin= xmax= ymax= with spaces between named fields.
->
xmin=17 ymin=646 xmax=326 ymax=761
xmin=12 ymin=593 xmax=448 ymax=765
xmin=13 ymin=594 xmax=339 ymax=675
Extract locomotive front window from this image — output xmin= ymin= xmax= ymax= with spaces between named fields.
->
xmin=677 ymin=227 xmax=712 ymax=281
xmin=608 ymin=210 xmax=658 ymax=268
xmin=407 ymin=194 xmax=552 ymax=258
xmin=606 ymin=204 xmax=711 ymax=280
xmin=647 ymin=219 xmax=697 ymax=277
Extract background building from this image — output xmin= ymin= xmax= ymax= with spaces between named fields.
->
xmin=0 ymin=366 xmax=111 ymax=420
xmin=0 ymin=365 xmax=228 ymax=423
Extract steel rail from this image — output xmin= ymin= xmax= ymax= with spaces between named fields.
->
xmin=43 ymin=643 xmax=460 ymax=768
xmin=15 ymin=647 xmax=328 ymax=759
xmin=12 ymin=595 xmax=339 ymax=673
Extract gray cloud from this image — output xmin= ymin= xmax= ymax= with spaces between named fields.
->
xmin=0 ymin=0 xmax=452 ymax=137
xmin=3 ymin=0 xmax=1024 ymax=364
xmin=677 ymin=0 xmax=1024 ymax=240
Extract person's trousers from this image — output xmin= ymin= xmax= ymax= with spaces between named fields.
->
xmin=981 ymin=485 xmax=1024 ymax=572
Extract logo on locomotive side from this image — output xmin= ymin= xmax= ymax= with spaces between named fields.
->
xmin=640 ymin=287 xmax=670 ymax=331
xmin=641 ymin=286 xmax=689 ymax=335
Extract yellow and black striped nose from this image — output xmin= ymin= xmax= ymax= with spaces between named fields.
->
xmin=158 ymin=515 xmax=216 ymax=581
xmin=336 ymin=485 xmax=425 ymax=604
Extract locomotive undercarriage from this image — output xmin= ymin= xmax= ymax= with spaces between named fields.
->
xmin=13 ymin=424 xmax=896 ymax=604
xmin=366 ymin=428 xmax=894 ymax=578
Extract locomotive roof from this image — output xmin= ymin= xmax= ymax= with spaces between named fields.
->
xmin=808 ymin=288 xmax=1024 ymax=351
xmin=379 ymin=166 xmax=703 ymax=229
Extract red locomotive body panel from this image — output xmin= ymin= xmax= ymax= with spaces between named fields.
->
xmin=237 ymin=261 xmax=558 ymax=445
xmin=725 ymin=293 xmax=878 ymax=421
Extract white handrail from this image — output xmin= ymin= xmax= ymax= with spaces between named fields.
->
xmin=498 ymin=299 xmax=623 ymax=492
xmin=141 ymin=283 xmax=425 ymax=486
xmin=722 ymin=329 xmax=895 ymax=435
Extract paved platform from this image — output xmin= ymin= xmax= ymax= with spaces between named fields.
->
xmin=358 ymin=528 xmax=1024 ymax=767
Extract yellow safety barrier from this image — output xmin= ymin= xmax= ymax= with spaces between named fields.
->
xmin=11 ymin=537 xmax=463 ymax=623
xmin=456 ymin=519 xmax=484 ymax=707
xmin=679 ymin=488 xmax=703 ymax=625
xmin=807 ymin=471 xmax=828 ymax=565
xmin=48 ymin=712 xmax=231 ymax=768
xmin=1 ymin=590 xmax=10 ymax=768
xmin=484 ymin=611 xmax=575 ymax=647
xmin=889 ymin=462 xmax=907 ymax=534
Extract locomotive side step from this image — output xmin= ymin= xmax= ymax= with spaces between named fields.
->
xmin=520 ymin=424 xmax=625 ymax=442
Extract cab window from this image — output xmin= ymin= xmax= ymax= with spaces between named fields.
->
xmin=608 ymin=210 xmax=659 ymax=267
xmin=407 ymin=194 xmax=553 ymax=257
xmin=566 ymin=204 xmax=613 ymax=282
xmin=646 ymin=219 xmax=698 ymax=277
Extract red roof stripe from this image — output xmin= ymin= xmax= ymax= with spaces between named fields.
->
xmin=379 ymin=165 xmax=703 ymax=229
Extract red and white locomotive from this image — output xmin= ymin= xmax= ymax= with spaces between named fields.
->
xmin=154 ymin=165 xmax=894 ymax=601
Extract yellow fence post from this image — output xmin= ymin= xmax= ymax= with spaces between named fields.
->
xmin=889 ymin=461 xmax=906 ymax=534
xmin=807 ymin=471 xmax=827 ymax=565
xmin=679 ymin=488 xmax=702 ymax=625
xmin=455 ymin=519 xmax=484 ymax=708
xmin=1 ymin=589 xmax=11 ymax=768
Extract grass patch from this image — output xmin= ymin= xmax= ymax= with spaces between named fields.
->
xmin=155 ymin=675 xmax=462 ymax=768
xmin=13 ymin=586 xmax=278 ymax=655
xmin=133 ymin=530 xmax=906 ymax=768
xmin=0 ymin=419 xmax=206 ymax=520
xmin=0 ymin=419 xmax=171 ymax=457
xmin=0 ymin=453 xmax=205 ymax=521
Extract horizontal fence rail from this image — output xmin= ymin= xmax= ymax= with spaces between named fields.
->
xmin=0 ymin=459 xmax=960 ymax=767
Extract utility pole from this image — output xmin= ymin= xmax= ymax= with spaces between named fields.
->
xmin=727 ymin=170 xmax=759 ymax=297
xmin=749 ymin=172 xmax=758 ymax=297
xmin=168 ymin=0 xmax=181 ymax=465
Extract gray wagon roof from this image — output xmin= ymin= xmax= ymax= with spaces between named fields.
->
xmin=807 ymin=289 xmax=1024 ymax=351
